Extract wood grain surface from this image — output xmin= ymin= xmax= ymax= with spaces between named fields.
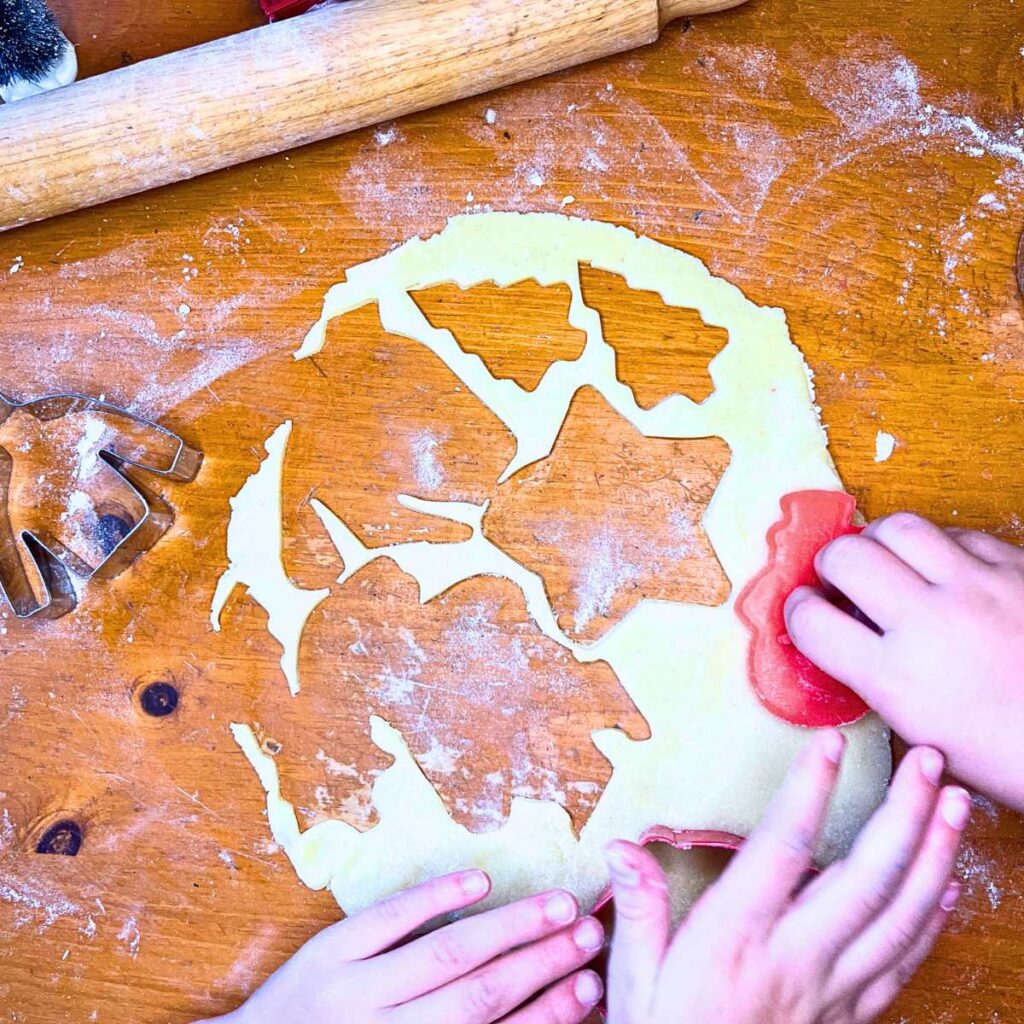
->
xmin=1 ymin=0 xmax=1022 ymax=1022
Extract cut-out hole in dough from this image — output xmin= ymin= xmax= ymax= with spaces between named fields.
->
xmin=483 ymin=386 xmax=732 ymax=644
xmin=285 ymin=302 xmax=518 ymax=551
xmin=289 ymin=559 xmax=649 ymax=835
xmin=411 ymin=280 xmax=588 ymax=392
xmin=579 ymin=264 xmax=729 ymax=409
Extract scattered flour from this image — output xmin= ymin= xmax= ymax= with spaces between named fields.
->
xmin=374 ymin=124 xmax=401 ymax=147
xmin=0 ymin=807 xmax=15 ymax=849
xmin=575 ymin=525 xmax=646 ymax=631
xmin=131 ymin=339 xmax=261 ymax=418
xmin=1000 ymin=512 xmax=1024 ymax=543
xmin=970 ymin=792 xmax=1001 ymax=824
xmin=80 ymin=303 xmax=184 ymax=352
xmin=315 ymin=749 xmax=359 ymax=778
xmin=956 ymin=843 xmax=1004 ymax=911
xmin=416 ymin=737 xmax=464 ymax=776
xmin=0 ymin=878 xmax=81 ymax=932
xmin=74 ymin=413 xmax=108 ymax=474
xmin=217 ymin=923 xmax=279 ymax=996
xmin=408 ymin=430 xmax=447 ymax=491
xmin=538 ymin=511 xmax=698 ymax=632
xmin=1 ymin=687 xmax=26 ymax=732
xmin=116 ymin=916 xmax=141 ymax=960
xmin=346 ymin=135 xmax=450 ymax=227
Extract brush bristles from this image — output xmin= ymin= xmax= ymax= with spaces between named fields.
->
xmin=0 ymin=0 xmax=67 ymax=86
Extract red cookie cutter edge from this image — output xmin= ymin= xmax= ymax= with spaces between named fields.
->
xmin=592 ymin=825 xmax=745 ymax=917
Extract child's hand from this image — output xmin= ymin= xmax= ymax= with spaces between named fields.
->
xmin=203 ymin=871 xmax=605 ymax=1024
xmin=785 ymin=512 xmax=1024 ymax=811
xmin=605 ymin=732 xmax=969 ymax=1024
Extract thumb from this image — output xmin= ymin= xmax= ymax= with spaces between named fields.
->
xmin=605 ymin=840 xmax=671 ymax=1023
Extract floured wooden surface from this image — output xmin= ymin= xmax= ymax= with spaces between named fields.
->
xmin=1 ymin=1 xmax=1023 ymax=1022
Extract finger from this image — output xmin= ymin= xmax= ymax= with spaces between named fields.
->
xmin=778 ymin=747 xmax=944 ymax=955
xmin=605 ymin=841 xmax=671 ymax=1023
xmin=945 ymin=527 xmax=1024 ymax=566
xmin=851 ymin=890 xmax=957 ymax=1024
xmin=702 ymin=730 xmax=844 ymax=927
xmin=814 ymin=533 xmax=930 ymax=629
xmin=372 ymin=887 xmax=581 ymax=1004
xmin=502 ymin=971 xmax=604 ymax=1024
xmin=785 ymin=587 xmax=883 ymax=694
xmin=864 ymin=513 xmax=975 ymax=583
xmin=388 ymin=917 xmax=606 ymax=1024
xmin=320 ymin=870 xmax=492 ymax=963
xmin=831 ymin=787 xmax=970 ymax=994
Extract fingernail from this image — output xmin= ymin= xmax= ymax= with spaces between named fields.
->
xmin=941 ymin=787 xmax=972 ymax=830
xmin=461 ymin=870 xmax=489 ymax=898
xmin=919 ymin=748 xmax=944 ymax=786
xmin=940 ymin=881 xmax=961 ymax=912
xmin=605 ymin=843 xmax=641 ymax=887
xmin=544 ymin=891 xmax=577 ymax=925
xmin=573 ymin=917 xmax=605 ymax=952
xmin=821 ymin=729 xmax=845 ymax=764
xmin=574 ymin=970 xmax=603 ymax=1005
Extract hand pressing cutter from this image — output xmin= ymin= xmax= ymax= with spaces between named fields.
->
xmin=0 ymin=392 xmax=202 ymax=619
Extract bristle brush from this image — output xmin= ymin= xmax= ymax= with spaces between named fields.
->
xmin=0 ymin=0 xmax=76 ymax=104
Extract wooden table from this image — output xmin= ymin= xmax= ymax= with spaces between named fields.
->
xmin=1 ymin=0 xmax=1022 ymax=1020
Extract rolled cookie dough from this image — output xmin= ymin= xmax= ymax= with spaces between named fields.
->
xmin=226 ymin=213 xmax=891 ymax=917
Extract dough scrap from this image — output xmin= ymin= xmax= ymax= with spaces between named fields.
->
xmin=211 ymin=421 xmax=329 ymax=696
xmin=227 ymin=213 xmax=892 ymax=916
xmin=231 ymin=715 xmax=584 ymax=911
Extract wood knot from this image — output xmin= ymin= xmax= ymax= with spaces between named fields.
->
xmin=95 ymin=513 xmax=133 ymax=555
xmin=36 ymin=819 xmax=83 ymax=856
xmin=140 ymin=680 xmax=179 ymax=718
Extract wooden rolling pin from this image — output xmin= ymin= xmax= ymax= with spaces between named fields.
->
xmin=0 ymin=0 xmax=747 ymax=233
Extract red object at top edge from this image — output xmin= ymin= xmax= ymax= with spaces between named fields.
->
xmin=735 ymin=490 xmax=871 ymax=728
xmin=260 ymin=0 xmax=320 ymax=21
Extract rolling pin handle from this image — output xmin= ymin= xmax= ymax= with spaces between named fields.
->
xmin=658 ymin=0 xmax=745 ymax=26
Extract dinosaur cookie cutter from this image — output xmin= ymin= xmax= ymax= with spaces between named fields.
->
xmin=0 ymin=391 xmax=202 ymax=620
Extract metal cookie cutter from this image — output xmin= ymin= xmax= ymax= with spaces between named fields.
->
xmin=0 ymin=391 xmax=202 ymax=620
xmin=1017 ymin=228 xmax=1024 ymax=301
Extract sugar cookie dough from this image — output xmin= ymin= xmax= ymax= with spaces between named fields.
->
xmin=224 ymin=213 xmax=892 ymax=917
xmin=211 ymin=421 xmax=328 ymax=696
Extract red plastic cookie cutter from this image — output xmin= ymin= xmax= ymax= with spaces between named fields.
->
xmin=259 ymin=0 xmax=322 ymax=20
xmin=736 ymin=490 xmax=871 ymax=728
